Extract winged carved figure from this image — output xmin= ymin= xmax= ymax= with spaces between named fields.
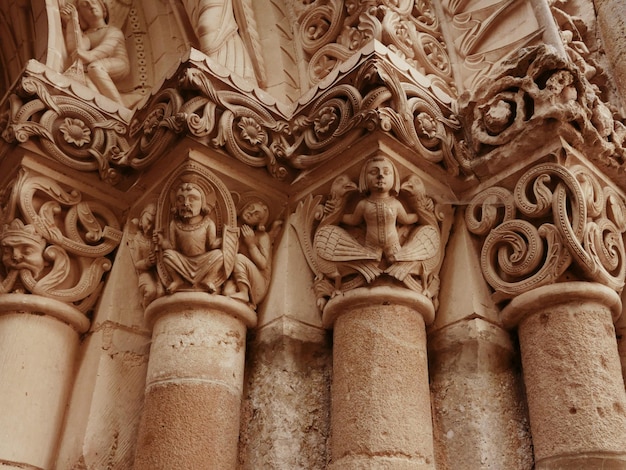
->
xmin=291 ymin=161 xmax=443 ymax=309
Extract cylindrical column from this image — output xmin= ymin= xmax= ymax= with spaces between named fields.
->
xmin=594 ymin=0 xmax=626 ymax=110
xmin=502 ymin=282 xmax=626 ymax=469
xmin=0 ymin=294 xmax=88 ymax=470
xmin=323 ymin=287 xmax=436 ymax=469
xmin=429 ymin=319 xmax=533 ymax=469
xmin=134 ymin=293 xmax=256 ymax=470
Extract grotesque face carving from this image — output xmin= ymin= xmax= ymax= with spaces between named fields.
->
xmin=1 ymin=237 xmax=46 ymax=279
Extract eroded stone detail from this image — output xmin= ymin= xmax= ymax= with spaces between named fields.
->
xmin=466 ymin=161 xmax=626 ymax=302
xmin=458 ymin=45 xmax=626 ymax=179
xmin=0 ymin=168 xmax=122 ymax=313
xmin=292 ymin=154 xmax=444 ymax=309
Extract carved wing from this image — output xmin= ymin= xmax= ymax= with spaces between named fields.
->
xmin=222 ymin=225 xmax=240 ymax=277
xmin=315 ymin=225 xmax=380 ymax=262
xmin=394 ymin=225 xmax=440 ymax=262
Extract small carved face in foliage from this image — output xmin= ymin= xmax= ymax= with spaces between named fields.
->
xmin=0 ymin=226 xmax=46 ymax=279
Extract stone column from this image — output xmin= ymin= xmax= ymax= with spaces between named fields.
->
xmin=594 ymin=0 xmax=626 ymax=110
xmin=133 ymin=292 xmax=256 ymax=470
xmin=323 ymin=286 xmax=436 ymax=469
xmin=0 ymin=294 xmax=89 ymax=470
xmin=502 ymin=282 xmax=626 ymax=469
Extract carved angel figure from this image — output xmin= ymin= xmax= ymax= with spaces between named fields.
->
xmin=225 ymin=196 xmax=281 ymax=308
xmin=154 ymin=178 xmax=226 ymax=294
xmin=60 ymin=0 xmax=130 ymax=103
xmin=292 ymin=155 xmax=442 ymax=308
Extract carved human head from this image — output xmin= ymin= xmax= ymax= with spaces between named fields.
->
xmin=359 ymin=155 xmax=400 ymax=196
xmin=0 ymin=219 xmax=47 ymax=279
xmin=172 ymin=176 xmax=214 ymax=220
xmin=237 ymin=194 xmax=270 ymax=231
xmin=76 ymin=0 xmax=110 ymax=28
xmin=139 ymin=203 xmax=156 ymax=235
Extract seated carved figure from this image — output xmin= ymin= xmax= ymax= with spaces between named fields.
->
xmin=155 ymin=179 xmax=225 ymax=294
xmin=129 ymin=203 xmax=163 ymax=307
xmin=228 ymin=198 xmax=273 ymax=308
xmin=60 ymin=0 xmax=130 ymax=103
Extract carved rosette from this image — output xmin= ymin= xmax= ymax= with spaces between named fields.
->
xmin=466 ymin=162 xmax=626 ymax=302
xmin=0 ymin=75 xmax=130 ymax=185
xmin=0 ymin=169 xmax=122 ymax=314
xmin=291 ymin=158 xmax=446 ymax=310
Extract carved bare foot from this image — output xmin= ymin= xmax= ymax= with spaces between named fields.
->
xmin=199 ymin=281 xmax=217 ymax=293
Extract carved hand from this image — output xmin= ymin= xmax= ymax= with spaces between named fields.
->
xmin=241 ymin=225 xmax=255 ymax=246
xmin=60 ymin=4 xmax=76 ymax=26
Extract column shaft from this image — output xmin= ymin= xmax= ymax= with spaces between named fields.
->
xmin=0 ymin=301 xmax=82 ymax=470
xmin=325 ymin=288 xmax=435 ymax=469
xmin=134 ymin=293 xmax=255 ymax=470
xmin=503 ymin=283 xmax=626 ymax=469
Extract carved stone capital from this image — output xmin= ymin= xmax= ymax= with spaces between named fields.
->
xmin=466 ymin=160 xmax=626 ymax=303
xmin=129 ymin=159 xmax=282 ymax=313
xmin=0 ymin=168 xmax=122 ymax=316
xmin=291 ymin=153 xmax=451 ymax=312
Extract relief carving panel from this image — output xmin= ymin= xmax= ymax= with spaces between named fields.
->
xmin=129 ymin=161 xmax=281 ymax=311
xmin=0 ymin=168 xmax=122 ymax=314
xmin=292 ymin=154 xmax=447 ymax=310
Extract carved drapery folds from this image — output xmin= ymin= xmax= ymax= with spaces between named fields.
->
xmin=292 ymin=155 xmax=446 ymax=310
xmin=297 ymin=0 xmax=455 ymax=95
xmin=129 ymin=162 xmax=280 ymax=311
xmin=0 ymin=168 xmax=122 ymax=314
xmin=466 ymin=160 xmax=626 ymax=307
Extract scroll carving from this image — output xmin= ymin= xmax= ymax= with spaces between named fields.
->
xmin=0 ymin=169 xmax=122 ymax=313
xmin=466 ymin=162 xmax=626 ymax=302
xmin=291 ymin=155 xmax=445 ymax=310
xmin=297 ymin=0 xmax=455 ymax=95
xmin=130 ymin=163 xmax=281 ymax=311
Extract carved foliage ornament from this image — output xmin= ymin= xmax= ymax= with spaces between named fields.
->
xmin=131 ymin=60 xmax=462 ymax=180
xmin=129 ymin=162 xmax=281 ymax=310
xmin=0 ymin=76 xmax=130 ymax=185
xmin=466 ymin=162 xmax=626 ymax=302
xmin=0 ymin=169 xmax=122 ymax=313
xmin=291 ymin=155 xmax=445 ymax=310
xmin=298 ymin=0 xmax=455 ymax=95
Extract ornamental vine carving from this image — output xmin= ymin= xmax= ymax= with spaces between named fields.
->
xmin=466 ymin=162 xmax=626 ymax=302
xmin=297 ymin=0 xmax=455 ymax=95
xmin=291 ymin=155 xmax=446 ymax=310
xmin=0 ymin=169 xmax=122 ymax=313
